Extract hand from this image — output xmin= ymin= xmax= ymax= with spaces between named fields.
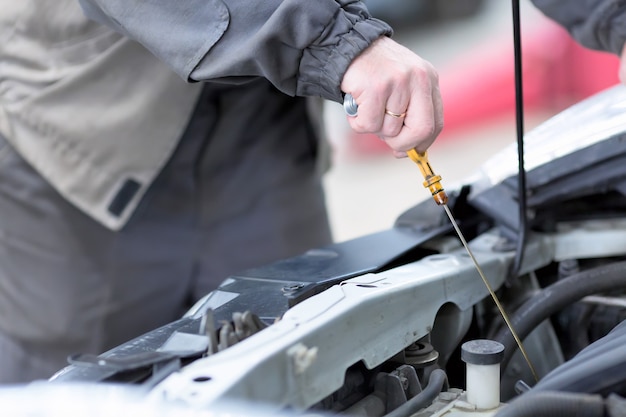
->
xmin=340 ymin=36 xmax=444 ymax=158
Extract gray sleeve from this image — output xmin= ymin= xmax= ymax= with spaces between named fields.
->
xmin=78 ymin=0 xmax=393 ymax=103
xmin=531 ymin=0 xmax=626 ymax=55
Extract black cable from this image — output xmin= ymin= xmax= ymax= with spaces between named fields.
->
xmin=510 ymin=0 xmax=528 ymax=280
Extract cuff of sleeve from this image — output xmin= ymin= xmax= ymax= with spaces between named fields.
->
xmin=298 ymin=15 xmax=393 ymax=103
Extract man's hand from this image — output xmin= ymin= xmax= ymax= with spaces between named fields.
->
xmin=341 ymin=36 xmax=444 ymax=158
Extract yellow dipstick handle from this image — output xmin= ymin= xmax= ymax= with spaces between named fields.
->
xmin=406 ymin=149 xmax=448 ymax=206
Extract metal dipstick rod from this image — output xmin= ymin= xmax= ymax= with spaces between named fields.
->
xmin=342 ymin=94 xmax=538 ymax=381
xmin=408 ymin=149 xmax=538 ymax=383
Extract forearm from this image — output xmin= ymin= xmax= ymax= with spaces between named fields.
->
xmin=78 ymin=0 xmax=392 ymax=102
xmin=531 ymin=0 xmax=626 ymax=55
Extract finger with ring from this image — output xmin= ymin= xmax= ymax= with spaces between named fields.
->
xmin=385 ymin=109 xmax=407 ymax=118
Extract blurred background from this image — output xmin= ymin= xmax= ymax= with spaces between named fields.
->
xmin=322 ymin=0 xmax=621 ymax=242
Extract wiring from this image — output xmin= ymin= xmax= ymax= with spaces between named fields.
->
xmin=510 ymin=0 xmax=529 ymax=279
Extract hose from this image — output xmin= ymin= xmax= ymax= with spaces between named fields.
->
xmin=384 ymin=369 xmax=448 ymax=417
xmin=494 ymin=391 xmax=605 ymax=417
xmin=494 ymin=261 xmax=626 ymax=372
xmin=533 ymin=320 xmax=626 ymax=394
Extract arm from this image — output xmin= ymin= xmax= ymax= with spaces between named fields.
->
xmin=79 ymin=0 xmax=442 ymax=155
xmin=78 ymin=0 xmax=391 ymax=101
xmin=531 ymin=0 xmax=626 ymax=55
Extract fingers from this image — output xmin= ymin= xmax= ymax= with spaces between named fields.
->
xmin=390 ymin=77 xmax=444 ymax=154
xmin=382 ymin=91 xmax=410 ymax=137
xmin=341 ymin=37 xmax=444 ymax=156
xmin=345 ymin=97 xmax=408 ymax=147
xmin=346 ymin=88 xmax=409 ymax=136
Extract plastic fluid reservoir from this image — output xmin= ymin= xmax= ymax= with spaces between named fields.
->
xmin=461 ymin=339 xmax=505 ymax=410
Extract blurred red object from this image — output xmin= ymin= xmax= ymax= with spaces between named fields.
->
xmin=438 ymin=17 xmax=620 ymax=138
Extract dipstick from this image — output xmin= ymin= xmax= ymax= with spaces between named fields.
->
xmin=406 ymin=150 xmax=448 ymax=206
xmin=408 ymin=149 xmax=539 ymax=382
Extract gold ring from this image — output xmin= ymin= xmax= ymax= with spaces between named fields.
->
xmin=385 ymin=109 xmax=407 ymax=118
